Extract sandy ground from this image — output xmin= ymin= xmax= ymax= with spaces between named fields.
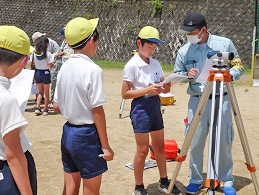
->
xmin=23 ymin=69 xmax=259 ymax=195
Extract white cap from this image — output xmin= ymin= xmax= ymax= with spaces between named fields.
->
xmin=32 ymin=32 xmax=46 ymax=42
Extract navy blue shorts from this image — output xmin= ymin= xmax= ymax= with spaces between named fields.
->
xmin=130 ymin=95 xmax=164 ymax=133
xmin=61 ymin=122 xmax=108 ymax=179
xmin=34 ymin=69 xmax=51 ymax=84
xmin=0 ymin=151 xmax=37 ymax=195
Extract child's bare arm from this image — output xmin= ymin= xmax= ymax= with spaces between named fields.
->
xmin=121 ymin=80 xmax=163 ymax=99
xmin=92 ymin=106 xmax=114 ymax=161
xmin=49 ymin=63 xmax=54 ymax=69
xmin=3 ymin=128 xmax=33 ymax=195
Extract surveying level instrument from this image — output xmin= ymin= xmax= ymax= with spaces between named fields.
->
xmin=167 ymin=51 xmax=259 ymax=194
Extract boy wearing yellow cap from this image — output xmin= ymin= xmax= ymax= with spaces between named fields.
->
xmin=0 ymin=26 xmax=37 ymax=194
xmin=121 ymin=26 xmax=180 ymax=195
xmin=53 ymin=17 xmax=114 ymax=195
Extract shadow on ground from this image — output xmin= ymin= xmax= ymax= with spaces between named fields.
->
xmin=145 ymin=173 xmax=252 ymax=195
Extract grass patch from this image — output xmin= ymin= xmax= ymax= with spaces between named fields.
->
xmin=94 ymin=60 xmax=125 ymax=69
xmin=94 ymin=60 xmax=174 ymax=72
xmin=243 ymin=68 xmax=250 ymax=75
xmin=28 ymin=58 xmax=251 ymax=75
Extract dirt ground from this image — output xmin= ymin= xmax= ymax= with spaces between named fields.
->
xmin=24 ymin=69 xmax=259 ymax=195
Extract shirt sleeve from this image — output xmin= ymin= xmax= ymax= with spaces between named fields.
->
xmin=87 ymin=67 xmax=106 ymax=108
xmin=174 ymin=49 xmax=188 ymax=76
xmin=0 ymin=95 xmax=28 ymax=139
xmin=228 ymin=40 xmax=244 ymax=80
xmin=157 ymin=61 xmax=164 ymax=80
xmin=29 ymin=53 xmax=34 ymax=63
xmin=47 ymin=52 xmax=55 ymax=64
xmin=53 ymin=84 xmax=58 ymax=103
xmin=123 ymin=63 xmax=135 ymax=83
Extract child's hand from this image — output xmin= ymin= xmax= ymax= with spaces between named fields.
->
xmin=162 ymin=82 xmax=171 ymax=93
xmin=147 ymin=83 xmax=164 ymax=94
xmin=102 ymin=146 xmax=114 ymax=161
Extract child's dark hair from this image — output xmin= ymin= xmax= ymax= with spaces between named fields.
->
xmin=72 ymin=28 xmax=99 ymax=50
xmin=0 ymin=48 xmax=23 ymax=66
xmin=136 ymin=37 xmax=156 ymax=49
xmin=35 ymin=35 xmax=49 ymax=59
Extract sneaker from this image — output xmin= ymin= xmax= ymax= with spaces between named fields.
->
xmin=158 ymin=179 xmax=181 ymax=194
xmin=222 ymin=186 xmax=236 ymax=195
xmin=132 ymin=188 xmax=148 ymax=195
xmin=48 ymin=103 xmax=54 ymax=111
xmin=35 ymin=108 xmax=42 ymax=115
xmin=48 ymin=103 xmax=53 ymax=108
xmin=185 ymin=183 xmax=202 ymax=194
xmin=43 ymin=109 xmax=48 ymax=116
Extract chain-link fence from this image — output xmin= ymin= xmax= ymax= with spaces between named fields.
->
xmin=0 ymin=0 xmax=255 ymax=66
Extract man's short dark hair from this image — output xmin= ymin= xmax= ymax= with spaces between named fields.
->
xmin=72 ymin=29 xmax=99 ymax=50
xmin=136 ymin=37 xmax=157 ymax=49
xmin=0 ymin=48 xmax=23 ymax=66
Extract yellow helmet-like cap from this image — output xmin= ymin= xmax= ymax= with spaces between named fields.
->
xmin=0 ymin=26 xmax=34 ymax=55
xmin=65 ymin=17 xmax=99 ymax=46
xmin=138 ymin=26 xmax=165 ymax=44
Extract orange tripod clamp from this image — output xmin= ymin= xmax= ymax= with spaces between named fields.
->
xmin=205 ymin=178 xmax=224 ymax=189
xmin=176 ymin=155 xmax=187 ymax=162
xmin=245 ymin=163 xmax=256 ymax=172
xmin=207 ymin=70 xmax=232 ymax=82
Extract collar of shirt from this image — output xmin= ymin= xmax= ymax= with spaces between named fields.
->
xmin=0 ymin=76 xmax=11 ymax=89
xmin=69 ymin=53 xmax=95 ymax=64
xmin=190 ymin=33 xmax=212 ymax=52
xmin=206 ymin=33 xmax=214 ymax=49
xmin=133 ymin=52 xmax=152 ymax=67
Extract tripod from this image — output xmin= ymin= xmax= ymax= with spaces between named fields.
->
xmin=167 ymin=68 xmax=259 ymax=194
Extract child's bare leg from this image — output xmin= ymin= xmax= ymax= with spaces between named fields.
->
xmin=63 ymin=172 xmax=81 ymax=195
xmin=36 ymin=83 xmax=44 ymax=108
xmin=43 ymin=84 xmax=50 ymax=110
xmin=150 ymin=129 xmax=167 ymax=178
xmin=134 ymin=133 xmax=149 ymax=185
xmin=83 ymin=174 xmax=102 ymax=195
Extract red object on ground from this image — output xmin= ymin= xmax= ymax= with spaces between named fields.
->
xmin=149 ymin=139 xmax=178 ymax=160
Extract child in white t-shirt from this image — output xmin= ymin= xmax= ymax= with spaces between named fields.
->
xmin=121 ymin=26 xmax=180 ymax=195
xmin=54 ymin=17 xmax=114 ymax=195
xmin=0 ymin=25 xmax=37 ymax=195
xmin=31 ymin=36 xmax=54 ymax=116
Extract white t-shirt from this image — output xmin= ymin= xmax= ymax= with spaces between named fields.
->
xmin=0 ymin=76 xmax=32 ymax=160
xmin=48 ymin=38 xmax=60 ymax=56
xmin=123 ymin=52 xmax=164 ymax=90
xmin=54 ymin=54 xmax=106 ymax=125
xmin=30 ymin=52 xmax=54 ymax=70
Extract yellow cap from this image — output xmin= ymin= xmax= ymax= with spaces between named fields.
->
xmin=138 ymin=26 xmax=165 ymax=44
xmin=0 ymin=26 xmax=33 ymax=55
xmin=65 ymin=17 xmax=99 ymax=46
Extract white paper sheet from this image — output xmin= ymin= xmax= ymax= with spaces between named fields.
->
xmin=162 ymin=73 xmax=189 ymax=85
xmin=9 ymin=69 xmax=35 ymax=114
xmin=253 ymin=79 xmax=259 ymax=86
xmin=125 ymin=160 xmax=157 ymax=170
xmin=196 ymin=59 xmax=213 ymax=83
xmin=159 ymin=92 xmax=174 ymax=98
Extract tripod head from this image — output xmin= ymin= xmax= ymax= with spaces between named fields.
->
xmin=207 ymin=51 xmax=234 ymax=69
